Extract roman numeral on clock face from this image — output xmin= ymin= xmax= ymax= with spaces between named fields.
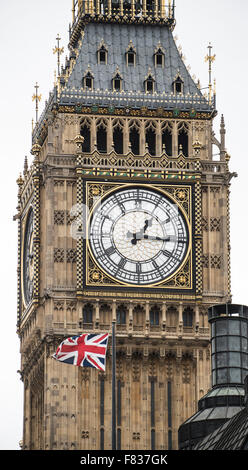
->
xmin=105 ymin=246 xmax=116 ymax=256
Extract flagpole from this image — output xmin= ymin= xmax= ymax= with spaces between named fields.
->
xmin=112 ymin=320 xmax=116 ymax=450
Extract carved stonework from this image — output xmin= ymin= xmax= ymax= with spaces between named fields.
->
xmin=210 ymin=255 xmax=222 ymax=269
xmin=54 ymin=248 xmax=64 ymax=263
xmin=54 ymin=210 xmax=65 ymax=225
xmin=210 ymin=218 xmax=221 ymax=231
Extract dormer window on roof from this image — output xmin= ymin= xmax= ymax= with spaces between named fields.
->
xmin=154 ymin=43 xmax=165 ymax=68
xmin=126 ymin=41 xmax=136 ymax=66
xmin=97 ymin=41 xmax=108 ymax=65
xmin=112 ymin=68 xmax=123 ymax=92
xmin=144 ymin=70 xmax=155 ymax=94
xmin=83 ymin=69 xmax=94 ymax=90
xmin=173 ymin=73 xmax=184 ymax=94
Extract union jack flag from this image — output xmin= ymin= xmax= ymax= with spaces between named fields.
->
xmin=52 ymin=333 xmax=109 ymax=371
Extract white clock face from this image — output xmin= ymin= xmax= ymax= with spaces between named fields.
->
xmin=89 ymin=187 xmax=189 ymax=286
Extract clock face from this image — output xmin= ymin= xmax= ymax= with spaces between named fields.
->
xmin=88 ymin=186 xmax=189 ymax=286
xmin=23 ymin=209 xmax=34 ymax=305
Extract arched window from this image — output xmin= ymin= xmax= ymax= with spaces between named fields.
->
xmin=146 ymin=122 xmax=156 ymax=156
xmin=150 ymin=305 xmax=160 ymax=326
xmin=145 ymin=73 xmax=155 ymax=93
xmin=83 ymin=70 xmax=94 ymax=90
xmin=133 ymin=304 xmax=145 ymax=329
xmin=80 ymin=119 xmax=91 ymax=153
xmin=154 ymin=44 xmax=165 ymax=68
xmin=129 ymin=121 xmax=140 ymax=155
xmin=173 ymin=73 xmax=184 ymax=94
xmin=97 ymin=120 xmax=107 ymax=153
xmin=83 ymin=303 xmax=93 ymax=324
xmin=117 ymin=304 xmax=127 ymax=325
xmin=162 ymin=123 xmax=173 ymax=156
xmin=126 ymin=41 xmax=136 ymax=66
xmin=112 ymin=68 xmax=123 ymax=92
xmin=183 ymin=307 xmax=193 ymax=327
xmin=166 ymin=306 xmax=178 ymax=328
xmin=113 ymin=121 xmax=124 ymax=154
xmin=178 ymin=123 xmax=189 ymax=157
xmin=98 ymin=42 xmax=108 ymax=65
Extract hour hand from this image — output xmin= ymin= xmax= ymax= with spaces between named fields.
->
xmin=126 ymin=231 xmax=138 ymax=245
xmin=144 ymin=218 xmax=153 ymax=232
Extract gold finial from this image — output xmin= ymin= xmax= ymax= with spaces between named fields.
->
xmin=31 ymin=141 xmax=42 ymax=161
xmin=205 ymin=43 xmax=216 ymax=104
xmin=17 ymin=173 xmax=24 ymax=187
xmin=32 ymin=82 xmax=42 ymax=123
xmin=53 ymin=34 xmax=64 ymax=77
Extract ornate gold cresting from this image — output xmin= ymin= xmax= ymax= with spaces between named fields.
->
xmin=71 ymin=0 xmax=175 ymax=25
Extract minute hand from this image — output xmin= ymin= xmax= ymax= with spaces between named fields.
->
xmin=141 ymin=235 xmax=187 ymax=243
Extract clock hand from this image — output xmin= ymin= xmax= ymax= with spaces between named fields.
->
xmin=142 ymin=235 xmax=187 ymax=243
xmin=127 ymin=218 xmax=154 ymax=245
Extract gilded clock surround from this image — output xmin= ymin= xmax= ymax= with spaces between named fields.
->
xmin=85 ymin=181 xmax=194 ymax=291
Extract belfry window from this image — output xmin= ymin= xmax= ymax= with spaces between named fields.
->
xmin=97 ymin=121 xmax=107 ymax=153
xmin=162 ymin=124 xmax=172 ymax=156
xmin=80 ymin=120 xmax=91 ymax=153
xmin=146 ymin=122 xmax=156 ymax=156
xmin=129 ymin=126 xmax=140 ymax=155
xmin=178 ymin=123 xmax=189 ymax=157
xmin=113 ymin=122 xmax=124 ymax=154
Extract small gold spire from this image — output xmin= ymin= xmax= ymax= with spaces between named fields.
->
xmin=53 ymin=34 xmax=64 ymax=77
xmin=32 ymin=82 xmax=42 ymax=123
xmin=205 ymin=42 xmax=216 ymax=104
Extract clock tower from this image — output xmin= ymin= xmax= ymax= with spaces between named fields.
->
xmin=16 ymin=1 xmax=234 ymax=450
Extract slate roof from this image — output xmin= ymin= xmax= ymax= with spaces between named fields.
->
xmin=194 ymin=406 xmax=248 ymax=450
xmin=60 ymin=22 xmax=212 ymax=111
xmin=178 ymin=385 xmax=246 ymax=450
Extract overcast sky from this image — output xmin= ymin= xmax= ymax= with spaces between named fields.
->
xmin=0 ymin=0 xmax=247 ymax=450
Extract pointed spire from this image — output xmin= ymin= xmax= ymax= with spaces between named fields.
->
xmin=220 ymin=115 xmax=226 ymax=161
xmin=23 ymin=155 xmax=28 ymax=176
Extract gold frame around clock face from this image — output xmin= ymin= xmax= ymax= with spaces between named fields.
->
xmin=21 ymin=207 xmax=35 ymax=308
xmin=85 ymin=181 xmax=194 ymax=291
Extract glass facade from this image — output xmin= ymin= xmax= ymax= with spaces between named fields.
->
xmin=209 ymin=305 xmax=248 ymax=386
